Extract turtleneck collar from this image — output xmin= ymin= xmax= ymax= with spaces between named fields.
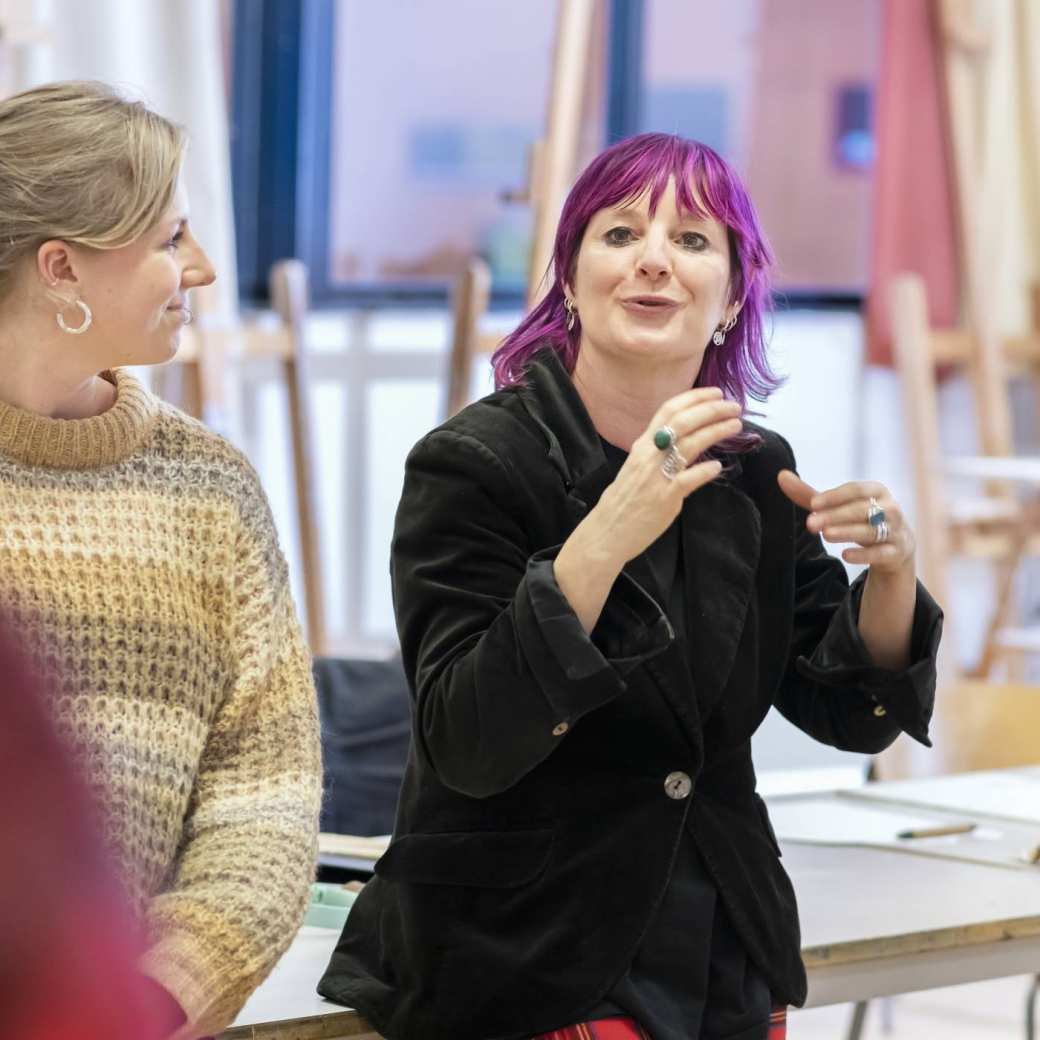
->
xmin=0 ymin=369 xmax=160 ymax=469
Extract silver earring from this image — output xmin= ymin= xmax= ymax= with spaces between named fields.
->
xmin=712 ymin=316 xmax=737 ymax=347
xmin=564 ymin=297 xmax=577 ymax=332
xmin=56 ymin=299 xmax=92 ymax=335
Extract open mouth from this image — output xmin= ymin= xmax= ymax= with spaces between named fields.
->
xmin=623 ymin=296 xmax=679 ymax=313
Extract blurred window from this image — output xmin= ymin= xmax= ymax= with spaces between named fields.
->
xmin=328 ymin=0 xmax=559 ymax=301
xmin=636 ymin=0 xmax=879 ymax=297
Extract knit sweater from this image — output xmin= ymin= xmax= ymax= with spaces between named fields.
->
xmin=0 ymin=369 xmax=323 ymax=1039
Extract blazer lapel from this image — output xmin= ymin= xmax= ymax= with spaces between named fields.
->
xmin=679 ymin=470 xmax=762 ymax=720
xmin=516 ymin=348 xmax=760 ymax=753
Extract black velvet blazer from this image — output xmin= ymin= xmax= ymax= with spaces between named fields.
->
xmin=319 ymin=348 xmax=942 ymax=1040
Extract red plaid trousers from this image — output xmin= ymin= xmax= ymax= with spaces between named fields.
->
xmin=531 ymin=1005 xmax=787 ymax=1039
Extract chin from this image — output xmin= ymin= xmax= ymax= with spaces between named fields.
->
xmin=131 ymin=334 xmax=183 ymax=369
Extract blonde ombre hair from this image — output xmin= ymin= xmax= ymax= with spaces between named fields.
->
xmin=0 ymin=81 xmax=185 ymax=301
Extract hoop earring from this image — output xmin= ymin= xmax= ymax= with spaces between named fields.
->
xmin=56 ymin=299 xmax=93 ymax=336
xmin=564 ymin=297 xmax=577 ymax=332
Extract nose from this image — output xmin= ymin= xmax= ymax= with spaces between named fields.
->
xmin=636 ymin=230 xmax=671 ymax=281
xmin=183 ymin=242 xmax=217 ymax=289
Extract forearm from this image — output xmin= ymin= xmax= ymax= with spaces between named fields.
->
xmin=858 ymin=560 xmax=917 ymax=670
xmin=553 ymin=510 xmax=625 ymax=634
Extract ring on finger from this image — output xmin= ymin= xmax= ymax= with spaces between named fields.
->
xmin=653 ymin=426 xmax=677 ymax=451
xmin=867 ymin=496 xmax=886 ymax=529
xmin=660 ymin=445 xmax=688 ymax=480
xmin=874 ymin=519 xmax=889 ymax=543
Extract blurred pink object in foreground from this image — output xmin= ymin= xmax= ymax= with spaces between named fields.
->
xmin=0 ymin=617 xmax=172 ymax=1040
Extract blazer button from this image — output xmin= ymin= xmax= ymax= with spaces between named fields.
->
xmin=664 ymin=771 xmax=693 ymax=800
xmin=873 ymin=704 xmax=887 ymax=718
xmin=552 ymin=721 xmax=569 ymax=736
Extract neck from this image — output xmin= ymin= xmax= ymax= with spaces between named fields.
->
xmin=0 ymin=313 xmax=116 ymax=419
xmin=572 ymin=342 xmax=702 ymax=450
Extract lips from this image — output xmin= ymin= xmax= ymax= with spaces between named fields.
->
xmin=621 ymin=296 xmax=680 ymax=314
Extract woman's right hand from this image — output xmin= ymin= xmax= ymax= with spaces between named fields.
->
xmin=553 ymin=387 xmax=741 ymax=634
xmin=588 ymin=387 xmax=743 ymax=567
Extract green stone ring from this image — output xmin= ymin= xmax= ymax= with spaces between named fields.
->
xmin=654 ymin=426 xmax=676 ymax=451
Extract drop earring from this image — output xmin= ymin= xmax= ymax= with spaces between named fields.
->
xmin=712 ymin=316 xmax=737 ymax=347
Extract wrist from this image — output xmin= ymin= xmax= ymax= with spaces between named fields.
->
xmin=567 ymin=510 xmax=628 ymax=575
xmin=867 ymin=553 xmax=916 ymax=587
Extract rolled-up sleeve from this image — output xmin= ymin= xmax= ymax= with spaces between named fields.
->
xmin=771 ymin=437 xmax=943 ymax=754
xmin=792 ymin=572 xmax=942 ymax=747
xmin=526 ymin=550 xmax=673 ymax=682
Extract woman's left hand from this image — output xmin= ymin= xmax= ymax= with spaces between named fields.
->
xmin=778 ymin=470 xmax=916 ymax=575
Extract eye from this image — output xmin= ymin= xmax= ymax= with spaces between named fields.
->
xmin=679 ymin=231 xmax=709 ymax=251
xmin=164 ymin=228 xmax=186 ymax=251
xmin=604 ymin=226 xmax=636 ymax=246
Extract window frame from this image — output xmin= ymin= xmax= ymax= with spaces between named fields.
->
xmin=230 ymin=0 xmax=863 ymax=309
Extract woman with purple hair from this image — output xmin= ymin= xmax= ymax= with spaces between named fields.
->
xmin=320 ymin=133 xmax=941 ymax=1040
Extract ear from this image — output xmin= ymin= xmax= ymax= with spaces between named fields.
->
xmin=724 ymin=300 xmax=743 ymax=329
xmin=35 ymin=240 xmax=80 ymax=292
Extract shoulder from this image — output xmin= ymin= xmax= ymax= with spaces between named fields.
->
xmin=740 ymin=421 xmax=797 ymax=475
xmin=731 ymin=422 xmax=799 ymax=512
xmin=148 ymin=401 xmax=276 ymax=535
xmin=406 ymin=386 xmax=549 ymax=484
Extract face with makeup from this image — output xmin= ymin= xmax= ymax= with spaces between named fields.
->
xmin=566 ymin=176 xmax=738 ymax=379
xmin=39 ymin=181 xmax=216 ymax=369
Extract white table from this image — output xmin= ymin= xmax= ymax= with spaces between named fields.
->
xmin=220 ymin=769 xmax=1040 ymax=1038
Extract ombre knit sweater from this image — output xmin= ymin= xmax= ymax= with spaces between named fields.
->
xmin=0 ymin=369 xmax=323 ymax=1039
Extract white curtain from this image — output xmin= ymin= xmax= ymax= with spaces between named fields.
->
xmin=12 ymin=0 xmax=238 ymax=321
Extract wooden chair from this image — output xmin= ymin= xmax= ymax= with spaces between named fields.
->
xmin=156 ymin=260 xmax=328 ymax=654
xmin=889 ymin=272 xmax=1040 ymax=679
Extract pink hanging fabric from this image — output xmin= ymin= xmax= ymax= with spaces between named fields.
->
xmin=866 ymin=0 xmax=960 ymax=365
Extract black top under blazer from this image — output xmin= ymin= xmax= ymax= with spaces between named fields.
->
xmin=318 ymin=347 xmax=942 ymax=1040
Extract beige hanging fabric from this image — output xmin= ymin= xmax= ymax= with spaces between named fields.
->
xmin=941 ymin=0 xmax=1040 ymax=343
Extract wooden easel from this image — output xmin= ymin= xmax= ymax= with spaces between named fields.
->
xmin=159 ymin=263 xmax=328 ymax=654
xmin=445 ymin=0 xmax=599 ymax=417
xmin=936 ymin=0 xmax=1037 ymax=459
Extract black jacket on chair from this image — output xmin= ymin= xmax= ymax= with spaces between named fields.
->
xmin=318 ymin=348 xmax=942 ymax=1040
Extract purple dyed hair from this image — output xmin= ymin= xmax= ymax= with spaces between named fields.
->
xmin=492 ymin=133 xmax=782 ymax=442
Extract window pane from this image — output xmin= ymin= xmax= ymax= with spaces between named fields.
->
xmin=641 ymin=0 xmax=879 ymax=294
xmin=329 ymin=0 xmax=559 ymax=295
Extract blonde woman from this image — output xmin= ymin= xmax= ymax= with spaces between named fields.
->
xmin=0 ymin=82 xmax=322 ymax=1040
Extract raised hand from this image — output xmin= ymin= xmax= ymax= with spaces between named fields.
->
xmin=777 ymin=470 xmax=916 ymax=575
xmin=593 ymin=387 xmax=742 ymax=566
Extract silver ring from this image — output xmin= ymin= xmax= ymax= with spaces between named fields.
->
xmin=660 ymin=446 xmax=688 ymax=480
xmin=867 ymin=496 xmax=886 ymax=528
xmin=874 ymin=520 xmax=889 ymax=543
